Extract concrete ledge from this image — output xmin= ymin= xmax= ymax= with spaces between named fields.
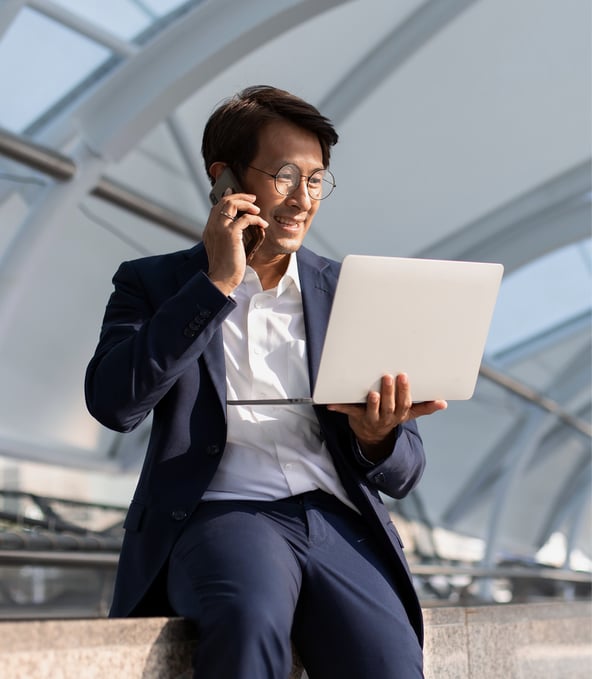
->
xmin=0 ymin=602 xmax=590 ymax=678
xmin=422 ymin=602 xmax=592 ymax=679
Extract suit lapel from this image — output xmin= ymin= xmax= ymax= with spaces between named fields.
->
xmin=297 ymin=247 xmax=338 ymax=391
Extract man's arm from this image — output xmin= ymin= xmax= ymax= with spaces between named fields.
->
xmin=85 ymin=259 xmax=234 ymax=433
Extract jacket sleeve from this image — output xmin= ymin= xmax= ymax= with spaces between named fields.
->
xmin=355 ymin=420 xmax=426 ymax=500
xmin=85 ymin=259 xmax=235 ymax=433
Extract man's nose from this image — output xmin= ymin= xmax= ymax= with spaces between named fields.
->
xmin=289 ymin=176 xmax=313 ymax=208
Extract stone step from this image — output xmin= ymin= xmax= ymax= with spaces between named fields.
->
xmin=0 ymin=602 xmax=590 ymax=678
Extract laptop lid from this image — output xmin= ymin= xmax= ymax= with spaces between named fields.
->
xmin=311 ymin=255 xmax=503 ymax=404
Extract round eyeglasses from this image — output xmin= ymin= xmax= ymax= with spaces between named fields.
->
xmin=248 ymin=163 xmax=336 ymax=200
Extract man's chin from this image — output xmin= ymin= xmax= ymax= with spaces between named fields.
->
xmin=267 ymin=235 xmax=304 ymax=255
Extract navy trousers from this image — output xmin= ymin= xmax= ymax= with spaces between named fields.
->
xmin=166 ymin=490 xmax=423 ymax=679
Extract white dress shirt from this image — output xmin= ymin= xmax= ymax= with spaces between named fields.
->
xmin=202 ymin=254 xmax=356 ymax=511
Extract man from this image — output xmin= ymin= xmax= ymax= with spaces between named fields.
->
xmin=85 ymin=85 xmax=447 ymax=679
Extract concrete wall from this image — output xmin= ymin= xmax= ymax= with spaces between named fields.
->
xmin=0 ymin=602 xmax=590 ymax=678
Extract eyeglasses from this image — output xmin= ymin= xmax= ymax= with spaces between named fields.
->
xmin=247 ymin=163 xmax=336 ymax=200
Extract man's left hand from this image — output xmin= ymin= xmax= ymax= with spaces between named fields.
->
xmin=327 ymin=373 xmax=447 ymax=463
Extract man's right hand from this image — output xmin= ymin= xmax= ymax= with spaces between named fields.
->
xmin=203 ymin=192 xmax=268 ymax=296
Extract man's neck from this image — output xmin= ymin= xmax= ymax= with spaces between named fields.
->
xmin=251 ymin=253 xmax=292 ymax=290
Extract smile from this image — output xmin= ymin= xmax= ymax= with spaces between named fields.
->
xmin=275 ymin=216 xmax=303 ymax=229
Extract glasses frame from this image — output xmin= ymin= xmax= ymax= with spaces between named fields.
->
xmin=247 ymin=163 xmax=336 ymax=200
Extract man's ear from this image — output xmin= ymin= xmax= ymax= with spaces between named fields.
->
xmin=209 ymin=162 xmax=227 ymax=182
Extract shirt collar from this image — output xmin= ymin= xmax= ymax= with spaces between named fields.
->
xmin=241 ymin=253 xmax=301 ymax=297
xmin=278 ymin=252 xmax=302 ymax=295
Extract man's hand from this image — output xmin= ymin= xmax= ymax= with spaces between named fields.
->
xmin=202 ymin=192 xmax=268 ymax=296
xmin=327 ymin=373 xmax=447 ymax=463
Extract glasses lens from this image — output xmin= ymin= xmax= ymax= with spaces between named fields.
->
xmin=274 ymin=164 xmax=300 ymax=196
xmin=309 ymin=168 xmax=335 ymax=200
xmin=273 ymin=164 xmax=335 ymax=200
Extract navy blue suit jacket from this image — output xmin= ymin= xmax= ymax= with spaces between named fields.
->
xmin=85 ymin=243 xmax=426 ymax=643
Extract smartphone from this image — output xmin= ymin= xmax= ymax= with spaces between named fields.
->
xmin=209 ymin=167 xmax=265 ymax=262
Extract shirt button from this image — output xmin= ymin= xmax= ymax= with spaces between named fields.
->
xmin=284 ymin=463 xmax=293 ymax=471
xmin=170 ymin=509 xmax=187 ymax=521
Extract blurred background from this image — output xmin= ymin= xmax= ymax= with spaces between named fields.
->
xmin=0 ymin=0 xmax=590 ymax=618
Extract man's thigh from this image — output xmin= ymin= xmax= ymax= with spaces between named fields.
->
xmin=292 ymin=500 xmax=423 ymax=679
xmin=166 ymin=500 xmax=305 ymax=627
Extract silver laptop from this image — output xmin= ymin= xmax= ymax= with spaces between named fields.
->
xmin=228 ymin=255 xmax=503 ymax=405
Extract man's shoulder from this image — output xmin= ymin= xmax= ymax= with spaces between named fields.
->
xmin=120 ymin=243 xmax=203 ymax=274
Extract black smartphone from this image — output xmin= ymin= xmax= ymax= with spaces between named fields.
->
xmin=209 ymin=167 xmax=265 ymax=262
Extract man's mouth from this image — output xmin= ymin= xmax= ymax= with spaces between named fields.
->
xmin=275 ymin=216 xmax=303 ymax=230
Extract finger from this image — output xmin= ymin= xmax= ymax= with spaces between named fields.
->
xmin=409 ymin=400 xmax=448 ymax=419
xmin=219 ymin=195 xmax=259 ymax=218
xmin=394 ymin=373 xmax=412 ymax=419
xmin=365 ymin=390 xmax=381 ymax=423
xmin=379 ymin=375 xmax=395 ymax=416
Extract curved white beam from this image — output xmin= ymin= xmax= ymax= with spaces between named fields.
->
xmin=416 ymin=161 xmax=592 ymax=273
xmin=75 ymin=0 xmax=349 ymax=161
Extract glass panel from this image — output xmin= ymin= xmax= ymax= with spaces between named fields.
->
xmin=0 ymin=8 xmax=110 ymax=133
xmin=51 ymin=0 xmax=152 ymax=41
xmin=486 ymin=237 xmax=592 ymax=357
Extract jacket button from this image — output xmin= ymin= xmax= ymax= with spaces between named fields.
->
xmin=206 ymin=444 xmax=221 ymax=456
xmin=183 ymin=328 xmax=197 ymax=338
xmin=171 ymin=509 xmax=188 ymax=521
xmin=373 ymin=472 xmax=386 ymax=485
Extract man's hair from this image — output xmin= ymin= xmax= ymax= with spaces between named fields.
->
xmin=201 ymin=85 xmax=339 ymax=185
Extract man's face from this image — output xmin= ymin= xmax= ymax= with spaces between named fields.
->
xmin=242 ymin=120 xmax=324 ymax=263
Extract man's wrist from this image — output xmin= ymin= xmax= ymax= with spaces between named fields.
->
xmin=357 ymin=426 xmax=399 ymax=464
